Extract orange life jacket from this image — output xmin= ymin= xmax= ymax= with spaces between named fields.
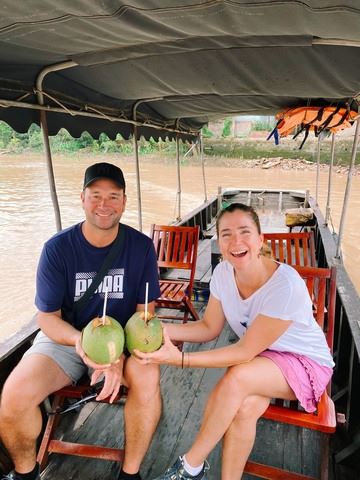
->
xmin=267 ymin=106 xmax=358 ymax=149
xmin=276 ymin=106 xmax=358 ymax=137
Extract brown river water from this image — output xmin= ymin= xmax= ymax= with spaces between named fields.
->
xmin=1 ymin=153 xmax=359 ymax=342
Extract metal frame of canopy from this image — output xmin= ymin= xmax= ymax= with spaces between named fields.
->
xmin=0 ymin=28 xmax=358 ymax=258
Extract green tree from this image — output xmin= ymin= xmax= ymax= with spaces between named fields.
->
xmin=221 ymin=118 xmax=233 ymax=137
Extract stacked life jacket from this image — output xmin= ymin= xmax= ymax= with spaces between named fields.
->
xmin=267 ymin=106 xmax=359 ymax=149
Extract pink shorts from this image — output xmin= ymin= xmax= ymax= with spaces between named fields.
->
xmin=259 ymin=350 xmax=333 ymax=413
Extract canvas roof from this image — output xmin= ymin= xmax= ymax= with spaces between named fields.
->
xmin=0 ymin=1 xmax=359 ymax=140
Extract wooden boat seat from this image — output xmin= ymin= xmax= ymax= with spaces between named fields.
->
xmin=150 ymin=224 xmax=200 ymax=323
xmin=37 ymin=381 xmax=127 ymax=470
xmin=263 ymin=231 xmax=316 ymax=267
xmin=244 ymin=265 xmax=337 ymax=480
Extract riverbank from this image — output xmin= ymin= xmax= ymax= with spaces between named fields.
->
xmin=201 ymin=155 xmax=360 ymax=175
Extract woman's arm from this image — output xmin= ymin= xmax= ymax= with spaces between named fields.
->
xmin=163 ymin=294 xmax=226 ymax=343
xmin=184 ymin=314 xmax=292 ymax=368
xmin=135 ymin=313 xmax=292 ymax=368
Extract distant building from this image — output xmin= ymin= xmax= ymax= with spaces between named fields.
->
xmin=208 ymin=116 xmax=273 ymax=138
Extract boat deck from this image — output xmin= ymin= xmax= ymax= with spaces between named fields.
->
xmin=40 ymin=304 xmax=239 ymax=480
xmin=2 ymin=190 xmax=359 ymax=480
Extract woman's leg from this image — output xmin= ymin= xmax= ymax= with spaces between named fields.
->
xmin=221 ymin=394 xmax=270 ymax=480
xmin=185 ymin=356 xmax=296 ymax=471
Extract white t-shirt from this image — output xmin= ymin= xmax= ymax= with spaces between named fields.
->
xmin=210 ymin=261 xmax=334 ymax=368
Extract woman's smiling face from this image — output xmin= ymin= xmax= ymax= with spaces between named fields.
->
xmin=217 ymin=209 xmax=263 ymax=267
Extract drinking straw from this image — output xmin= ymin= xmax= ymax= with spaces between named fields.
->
xmin=145 ymin=282 xmax=149 ymax=321
xmin=102 ymin=287 xmax=108 ymax=324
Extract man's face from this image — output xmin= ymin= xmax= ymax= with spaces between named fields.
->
xmin=81 ymin=178 xmax=127 ymax=231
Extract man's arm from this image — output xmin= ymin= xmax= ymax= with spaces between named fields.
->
xmin=136 ymin=300 xmax=156 ymax=316
xmin=37 ymin=310 xmax=81 ymax=346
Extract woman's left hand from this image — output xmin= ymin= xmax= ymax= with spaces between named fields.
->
xmin=133 ymin=327 xmax=182 ymax=366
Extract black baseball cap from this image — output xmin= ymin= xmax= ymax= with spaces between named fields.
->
xmin=83 ymin=162 xmax=126 ymax=190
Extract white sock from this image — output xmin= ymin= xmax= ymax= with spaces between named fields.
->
xmin=182 ymin=455 xmax=204 ymax=476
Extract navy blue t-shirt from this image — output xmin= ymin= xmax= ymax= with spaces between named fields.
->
xmin=35 ymin=223 xmax=161 ymax=330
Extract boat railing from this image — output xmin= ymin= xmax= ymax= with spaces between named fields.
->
xmin=0 ymin=316 xmax=38 ymax=388
xmin=311 ymin=199 xmax=360 ymax=458
xmin=174 ymin=196 xmax=219 ymax=239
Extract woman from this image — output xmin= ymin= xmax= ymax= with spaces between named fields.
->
xmin=135 ymin=203 xmax=334 ymax=480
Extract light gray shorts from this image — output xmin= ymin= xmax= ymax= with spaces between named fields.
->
xmin=23 ymin=331 xmax=89 ymax=384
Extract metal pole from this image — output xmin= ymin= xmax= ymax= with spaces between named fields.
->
xmin=336 ymin=118 xmax=360 ymax=258
xmin=325 ymin=133 xmax=336 ymax=225
xmin=39 ymin=111 xmax=62 ymax=231
xmin=133 ymin=125 xmax=143 ymax=232
xmin=315 ymin=136 xmax=321 ymax=204
xmin=217 ymin=186 xmax=222 ymax=213
xmin=176 ymin=135 xmax=181 ymax=221
xmin=200 ymin=133 xmax=208 ymax=202
xmin=0 ymin=98 xmax=198 ymax=138
xmin=36 ymin=61 xmax=77 ymax=232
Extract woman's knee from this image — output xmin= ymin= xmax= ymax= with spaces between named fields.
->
xmin=216 ymin=364 xmax=253 ymax=398
xmin=234 ymin=395 xmax=270 ymax=422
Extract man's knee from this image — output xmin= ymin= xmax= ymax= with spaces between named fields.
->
xmin=0 ymin=370 xmax=37 ymax=417
xmin=126 ymin=363 xmax=160 ymax=402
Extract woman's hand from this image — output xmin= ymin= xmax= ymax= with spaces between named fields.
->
xmin=133 ymin=327 xmax=182 ymax=366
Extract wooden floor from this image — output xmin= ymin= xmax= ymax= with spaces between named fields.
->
xmin=40 ymin=304 xmax=239 ymax=480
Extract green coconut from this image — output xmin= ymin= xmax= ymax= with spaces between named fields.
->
xmin=125 ymin=311 xmax=163 ymax=354
xmin=81 ymin=315 xmax=125 ymax=364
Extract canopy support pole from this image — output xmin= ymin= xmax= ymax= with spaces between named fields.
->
xmin=36 ymin=61 xmax=77 ymax=232
xmin=132 ymin=96 xmax=177 ymax=232
xmin=315 ymin=136 xmax=321 ymax=204
xmin=336 ymin=118 xmax=360 ymax=259
xmin=132 ymin=124 xmax=142 ymax=233
xmin=200 ymin=133 xmax=207 ymax=202
xmin=325 ymin=133 xmax=336 ymax=225
xmin=176 ymin=132 xmax=182 ymax=221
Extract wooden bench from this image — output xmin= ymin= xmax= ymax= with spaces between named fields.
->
xmin=244 ymin=265 xmax=337 ymax=480
xmin=212 ymin=231 xmax=316 ymax=272
xmin=263 ymin=231 xmax=316 ymax=267
xmin=37 ymin=383 xmax=127 ymax=470
xmin=150 ymin=224 xmax=200 ymax=323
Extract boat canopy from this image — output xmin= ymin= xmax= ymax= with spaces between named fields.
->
xmin=0 ymin=1 xmax=359 ymax=141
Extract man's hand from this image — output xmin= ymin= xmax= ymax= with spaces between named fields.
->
xmin=75 ymin=337 xmax=125 ymax=403
xmin=90 ymin=357 xmax=125 ymax=403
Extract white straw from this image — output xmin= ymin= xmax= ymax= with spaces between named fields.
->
xmin=102 ymin=287 xmax=108 ymax=323
xmin=145 ymin=282 xmax=149 ymax=320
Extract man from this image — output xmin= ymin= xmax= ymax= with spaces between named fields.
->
xmin=0 ymin=162 xmax=161 ymax=480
